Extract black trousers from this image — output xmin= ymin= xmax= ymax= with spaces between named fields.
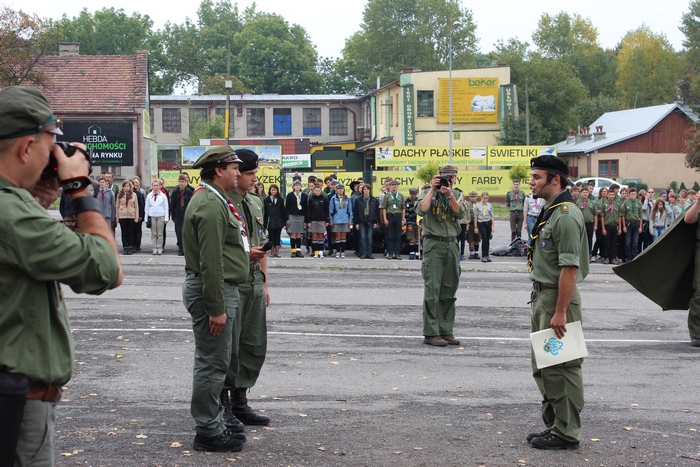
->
xmin=602 ymin=224 xmax=618 ymax=260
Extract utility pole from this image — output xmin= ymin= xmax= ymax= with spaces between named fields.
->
xmin=525 ymin=78 xmax=530 ymax=146
xmin=225 ymin=44 xmax=232 ymax=145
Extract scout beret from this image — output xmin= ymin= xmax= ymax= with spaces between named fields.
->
xmin=530 ymin=155 xmax=568 ymax=177
xmin=235 ymin=148 xmax=259 ymax=172
xmin=191 ymin=146 xmax=242 ymax=169
xmin=0 ymin=86 xmax=63 ymax=140
xmin=439 ymin=164 xmax=458 ymax=175
xmin=469 ymin=191 xmax=478 ymax=196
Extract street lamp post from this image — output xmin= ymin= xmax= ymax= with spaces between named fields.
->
xmin=448 ymin=21 xmax=460 ymax=164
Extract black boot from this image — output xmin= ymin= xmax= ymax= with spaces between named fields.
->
xmin=220 ymin=389 xmax=245 ymax=433
xmin=230 ymin=387 xmax=270 ymax=425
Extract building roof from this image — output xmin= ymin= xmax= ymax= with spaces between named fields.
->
xmin=151 ymin=94 xmax=361 ymax=103
xmin=35 ymin=51 xmax=148 ymax=115
xmin=555 ymin=103 xmax=700 ymax=155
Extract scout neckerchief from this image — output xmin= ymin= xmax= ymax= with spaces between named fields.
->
xmin=432 ymin=193 xmax=451 ymax=220
xmin=526 ymin=190 xmax=575 ymax=272
xmin=194 ymin=182 xmax=250 ymax=251
xmin=363 ymin=196 xmax=370 ymax=216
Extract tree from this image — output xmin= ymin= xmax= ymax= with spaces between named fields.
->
xmin=574 ymin=94 xmax=622 ymax=127
xmin=532 ymin=12 xmax=599 ymax=59
xmin=342 ymin=0 xmax=478 ymax=92
xmin=318 ymin=56 xmax=365 ymax=94
xmin=497 ymin=113 xmax=548 ymax=145
xmin=233 ymin=10 xmax=321 ymax=94
xmin=616 ymin=26 xmax=682 ymax=108
xmin=57 ymin=8 xmax=153 ymax=55
xmin=685 ymin=124 xmax=700 ymax=171
xmin=509 ymin=165 xmax=530 ymax=182
xmin=183 ymin=112 xmax=225 ymax=145
xmin=0 ymin=7 xmax=54 ymax=86
xmin=679 ymin=1 xmax=700 ymax=104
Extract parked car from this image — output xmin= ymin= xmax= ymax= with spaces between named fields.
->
xmin=576 ymin=177 xmax=628 ymax=197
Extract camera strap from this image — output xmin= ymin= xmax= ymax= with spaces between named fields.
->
xmin=61 ymin=176 xmax=92 ymax=195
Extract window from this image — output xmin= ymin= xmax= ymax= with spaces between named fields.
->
xmin=162 ymin=108 xmax=181 ymax=133
xmin=329 ymin=108 xmax=348 ymax=136
xmin=303 ymin=108 xmax=322 ymax=135
xmin=214 ymin=108 xmax=234 ymax=135
xmin=247 ymin=108 xmax=265 ymax=136
xmin=149 ymin=108 xmax=154 ymax=133
xmin=599 ymin=160 xmax=618 ymax=177
xmin=100 ymin=166 xmax=121 ymax=177
xmin=161 ymin=149 xmax=179 ymax=163
xmin=273 ymin=108 xmax=292 ymax=135
xmin=417 ymin=91 xmax=434 ymax=117
xmin=189 ymin=108 xmax=208 ymax=132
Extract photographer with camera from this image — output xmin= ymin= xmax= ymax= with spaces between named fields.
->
xmin=0 ymin=86 xmax=123 ymax=466
xmin=415 ymin=164 xmax=466 ymax=347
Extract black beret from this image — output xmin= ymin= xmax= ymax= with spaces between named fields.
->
xmin=235 ymin=148 xmax=259 ymax=172
xmin=530 ymin=155 xmax=568 ymax=177
xmin=0 ymin=86 xmax=63 ymax=140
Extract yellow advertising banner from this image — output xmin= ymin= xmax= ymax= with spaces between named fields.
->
xmin=438 ymin=78 xmax=498 ymax=123
xmin=376 ymin=146 xmax=486 ymax=167
xmin=371 ymin=169 xmax=514 ymax=197
xmin=487 ymin=146 xmax=557 ymax=166
xmin=159 ymin=170 xmax=182 ymax=188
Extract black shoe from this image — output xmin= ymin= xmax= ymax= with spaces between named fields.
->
xmin=530 ymin=433 xmax=579 ymax=450
xmin=193 ymin=429 xmax=244 ymax=452
xmin=367 ymin=253 xmax=375 ymax=259
xmin=231 ymin=388 xmax=270 ymax=425
xmin=526 ymin=429 xmax=550 ymax=443
xmin=221 ymin=389 xmax=245 ymax=433
xmin=178 ymin=250 xmax=184 ymax=256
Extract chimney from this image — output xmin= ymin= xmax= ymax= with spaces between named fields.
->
xmin=59 ymin=42 xmax=80 ymax=56
xmin=593 ymin=125 xmax=605 ymax=141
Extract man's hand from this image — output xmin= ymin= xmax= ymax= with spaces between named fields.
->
xmin=439 ymin=185 xmax=453 ymax=199
xmin=209 ymin=313 xmax=227 ymax=336
xmin=30 ymin=178 xmax=60 ymax=209
xmin=249 ymin=246 xmax=266 ymax=262
xmin=550 ymin=311 xmax=568 ymax=339
xmin=54 ymin=142 xmax=90 ymax=181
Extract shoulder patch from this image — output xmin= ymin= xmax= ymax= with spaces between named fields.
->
xmin=562 ymin=205 xmax=568 ymax=211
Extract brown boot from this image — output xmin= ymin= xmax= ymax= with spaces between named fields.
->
xmin=440 ymin=334 xmax=460 ymax=345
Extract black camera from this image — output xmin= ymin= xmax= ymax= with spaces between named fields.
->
xmin=42 ymin=142 xmax=92 ymax=179
xmin=439 ymin=174 xmax=452 ymax=187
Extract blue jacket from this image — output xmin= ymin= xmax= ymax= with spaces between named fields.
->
xmin=329 ymin=194 xmax=353 ymax=225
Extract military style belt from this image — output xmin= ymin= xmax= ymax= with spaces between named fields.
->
xmin=188 ymin=273 xmax=238 ymax=286
xmin=528 ymin=214 xmax=538 ymax=218
xmin=532 ymin=282 xmax=557 ymax=293
xmin=27 ymin=385 xmax=62 ymax=403
xmin=424 ymin=235 xmax=456 ymax=243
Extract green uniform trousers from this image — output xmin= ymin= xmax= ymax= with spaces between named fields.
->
xmin=421 ymin=238 xmax=461 ymax=336
xmin=183 ymin=275 xmax=239 ymax=437
xmin=688 ymin=243 xmax=700 ymax=340
xmin=530 ymin=287 xmax=584 ymax=443
xmin=226 ymin=270 xmax=267 ymax=390
xmin=13 ymin=399 xmax=55 ymax=467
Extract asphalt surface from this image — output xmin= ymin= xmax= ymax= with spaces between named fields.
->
xmin=52 ymin=220 xmax=700 ymax=466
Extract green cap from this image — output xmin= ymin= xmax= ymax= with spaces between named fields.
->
xmin=191 ymin=146 xmax=242 ymax=169
xmin=0 ymin=86 xmax=63 ymax=140
xmin=439 ymin=164 xmax=458 ymax=175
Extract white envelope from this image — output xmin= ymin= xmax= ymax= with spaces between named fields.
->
xmin=530 ymin=320 xmax=588 ymax=369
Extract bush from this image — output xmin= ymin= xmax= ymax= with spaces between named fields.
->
xmin=416 ymin=162 xmax=439 ymax=185
xmin=694 ymin=181 xmax=700 ymax=191
xmin=670 ymin=181 xmax=678 ymax=192
xmin=681 ymin=181 xmax=688 ymax=190
xmin=509 ymin=165 xmax=529 ymax=182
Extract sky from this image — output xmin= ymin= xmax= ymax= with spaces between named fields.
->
xmin=12 ymin=0 xmax=693 ymax=58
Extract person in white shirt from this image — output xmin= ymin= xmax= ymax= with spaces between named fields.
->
xmin=524 ymin=193 xmax=543 ymax=244
xmin=144 ymin=179 xmax=169 ymax=255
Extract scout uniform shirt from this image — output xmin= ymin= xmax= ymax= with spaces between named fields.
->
xmin=228 ymin=190 xmax=268 ymax=259
xmin=0 ymin=176 xmax=120 ymax=386
xmin=529 ymin=197 xmax=589 ymax=287
xmin=183 ymin=182 xmax=249 ymax=317
xmin=599 ymin=198 xmax=621 ymax=227
xmin=576 ymin=197 xmax=597 ymax=224
xmin=415 ymin=187 xmax=466 ymax=237
xmin=620 ymin=198 xmax=642 ymax=222
xmin=381 ymin=191 xmax=406 ymax=215
xmin=506 ymin=189 xmax=526 ymax=211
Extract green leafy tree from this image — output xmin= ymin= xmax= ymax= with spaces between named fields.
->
xmin=574 ymin=94 xmax=622 ymax=127
xmin=532 ymin=12 xmax=599 ymax=59
xmin=685 ymin=124 xmax=700 ymax=172
xmin=497 ymin=113 xmax=548 ymax=145
xmin=416 ymin=162 xmax=439 ymax=184
xmin=680 ymin=1 xmax=700 ymax=104
xmin=57 ymin=8 xmax=153 ymax=55
xmin=342 ymin=0 xmax=478 ymax=91
xmin=199 ymin=74 xmax=249 ymax=95
xmin=616 ymin=26 xmax=682 ymax=108
xmin=318 ymin=56 xmax=365 ymax=94
xmin=183 ymin=112 xmax=225 ymax=145
xmin=233 ymin=11 xmax=322 ymax=93
xmin=0 ymin=7 xmax=55 ymax=86
xmin=509 ymin=165 xmax=530 ymax=182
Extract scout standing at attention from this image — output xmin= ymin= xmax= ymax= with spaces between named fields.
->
xmin=526 ymin=155 xmax=589 ymax=450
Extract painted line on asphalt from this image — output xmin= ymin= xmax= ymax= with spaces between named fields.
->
xmin=69 ymin=328 xmax=688 ymax=343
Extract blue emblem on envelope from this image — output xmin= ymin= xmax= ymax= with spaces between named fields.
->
xmin=543 ymin=337 xmax=564 ymax=356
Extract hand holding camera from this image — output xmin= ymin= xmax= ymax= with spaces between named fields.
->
xmin=43 ymin=142 xmax=91 ymax=181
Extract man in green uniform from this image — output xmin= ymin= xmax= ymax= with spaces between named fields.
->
xmin=526 ymin=155 xmax=589 ymax=450
xmin=0 ymin=86 xmax=123 ymax=465
xmin=182 ymin=146 xmax=249 ymax=452
xmin=620 ymin=188 xmax=643 ymax=261
xmin=506 ymin=179 xmax=527 ymax=240
xmin=222 ymin=149 xmax=272 ymax=427
xmin=415 ymin=164 xmax=466 ymax=346
xmin=381 ymin=179 xmax=407 ymax=259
